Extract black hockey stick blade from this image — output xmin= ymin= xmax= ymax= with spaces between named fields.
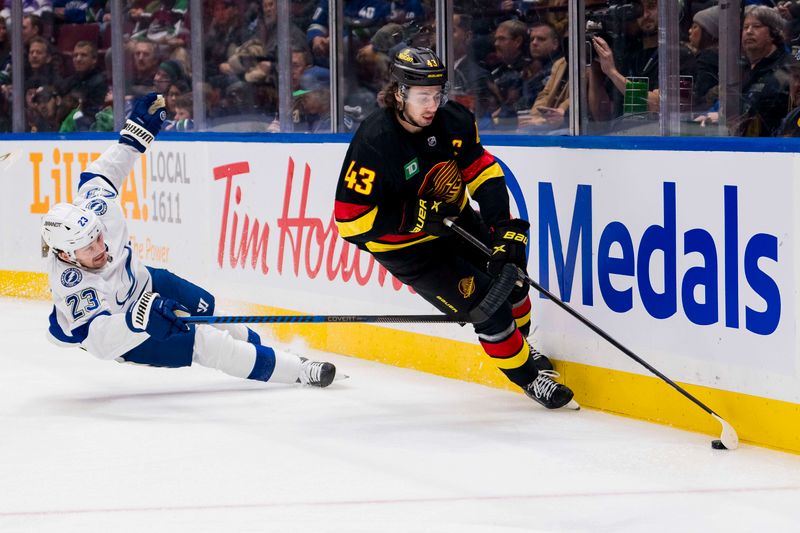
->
xmin=444 ymin=218 xmax=739 ymax=450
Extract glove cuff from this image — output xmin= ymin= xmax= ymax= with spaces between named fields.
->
xmin=495 ymin=218 xmax=530 ymax=233
xmin=120 ymin=119 xmax=154 ymax=153
xmin=399 ymin=199 xmax=422 ymax=233
xmin=129 ymin=291 xmax=158 ymax=331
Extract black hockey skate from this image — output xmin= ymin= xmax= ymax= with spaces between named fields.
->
xmin=523 ymin=370 xmax=574 ymax=409
xmin=297 ymin=357 xmax=336 ymax=388
xmin=529 ymin=346 xmax=554 ymax=372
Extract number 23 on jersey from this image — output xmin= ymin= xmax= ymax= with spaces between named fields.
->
xmin=343 ymin=161 xmax=376 ymax=196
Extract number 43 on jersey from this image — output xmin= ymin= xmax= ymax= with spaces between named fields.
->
xmin=343 ymin=161 xmax=375 ymax=196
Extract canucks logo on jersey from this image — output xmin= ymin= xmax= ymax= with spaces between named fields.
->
xmin=419 ymin=161 xmax=464 ymax=205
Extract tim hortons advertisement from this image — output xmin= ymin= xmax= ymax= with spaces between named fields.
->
xmin=200 ymin=142 xmax=430 ymax=316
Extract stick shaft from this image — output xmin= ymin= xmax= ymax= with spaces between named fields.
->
xmin=182 ymin=314 xmax=468 ymax=325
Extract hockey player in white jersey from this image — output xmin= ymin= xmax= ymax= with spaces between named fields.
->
xmin=41 ymin=92 xmax=336 ymax=387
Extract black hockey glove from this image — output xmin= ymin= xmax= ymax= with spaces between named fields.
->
xmin=399 ymin=197 xmax=461 ymax=236
xmin=488 ymin=218 xmax=530 ymax=277
xmin=119 ymin=92 xmax=167 ymax=153
xmin=126 ymin=291 xmax=190 ymax=339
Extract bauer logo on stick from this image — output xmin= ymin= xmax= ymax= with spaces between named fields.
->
xmin=0 ymin=150 xmax=21 ymax=171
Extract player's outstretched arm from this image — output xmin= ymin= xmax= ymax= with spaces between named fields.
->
xmin=79 ymin=93 xmax=167 ymax=196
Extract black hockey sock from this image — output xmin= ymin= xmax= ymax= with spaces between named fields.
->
xmin=500 ymin=355 xmax=540 ymax=388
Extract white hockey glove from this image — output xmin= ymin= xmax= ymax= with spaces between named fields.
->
xmin=126 ymin=291 xmax=190 ymax=339
xmin=119 ymin=92 xmax=167 ymax=153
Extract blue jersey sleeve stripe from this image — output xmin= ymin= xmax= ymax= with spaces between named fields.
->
xmin=48 ymin=307 xmax=112 ymax=344
xmin=78 ymin=172 xmax=118 ymax=194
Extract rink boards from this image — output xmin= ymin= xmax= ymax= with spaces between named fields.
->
xmin=1 ymin=135 xmax=798 ymax=453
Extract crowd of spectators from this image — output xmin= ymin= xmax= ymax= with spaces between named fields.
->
xmin=584 ymin=0 xmax=800 ymax=137
xmin=0 ymin=1 xmax=148 ymax=132
xmin=446 ymin=0 xmax=800 ymax=137
xmin=2 ymin=0 xmax=800 ymax=136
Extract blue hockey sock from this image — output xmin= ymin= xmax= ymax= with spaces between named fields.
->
xmin=246 ymin=344 xmax=276 ymax=382
xmin=246 ymin=327 xmax=261 ymax=345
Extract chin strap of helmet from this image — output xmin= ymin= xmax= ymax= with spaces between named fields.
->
xmin=53 ymin=248 xmax=81 ymax=267
xmin=56 ymin=250 xmax=76 ymax=264
xmin=396 ymin=108 xmax=427 ymax=129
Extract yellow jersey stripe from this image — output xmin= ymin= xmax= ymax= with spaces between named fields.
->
xmin=466 ymin=162 xmax=504 ymax=196
xmin=335 ymin=206 xmax=379 ymax=238
xmin=366 ymin=234 xmax=438 ymax=252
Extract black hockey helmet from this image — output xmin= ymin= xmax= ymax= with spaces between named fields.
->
xmin=390 ymin=47 xmax=447 ymax=87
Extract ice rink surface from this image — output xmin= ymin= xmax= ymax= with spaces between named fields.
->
xmin=1 ymin=297 xmax=799 ymax=533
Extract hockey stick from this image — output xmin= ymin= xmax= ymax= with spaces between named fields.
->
xmin=182 ymin=314 xmax=470 ymax=325
xmin=444 ymin=218 xmax=739 ymax=450
xmin=0 ymin=149 xmax=21 ymax=172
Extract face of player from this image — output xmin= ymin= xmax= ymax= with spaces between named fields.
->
xmin=73 ymin=232 xmax=108 ymax=269
xmin=398 ymin=85 xmax=444 ymax=130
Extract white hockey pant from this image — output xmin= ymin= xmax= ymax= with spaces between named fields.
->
xmin=192 ymin=325 xmax=301 ymax=383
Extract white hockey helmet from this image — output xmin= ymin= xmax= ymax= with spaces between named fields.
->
xmin=41 ymin=202 xmax=103 ymax=262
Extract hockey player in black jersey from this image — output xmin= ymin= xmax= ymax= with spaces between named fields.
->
xmin=334 ymin=47 xmax=575 ymax=409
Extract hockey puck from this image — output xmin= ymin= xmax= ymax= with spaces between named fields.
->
xmin=711 ymin=439 xmax=727 ymax=450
